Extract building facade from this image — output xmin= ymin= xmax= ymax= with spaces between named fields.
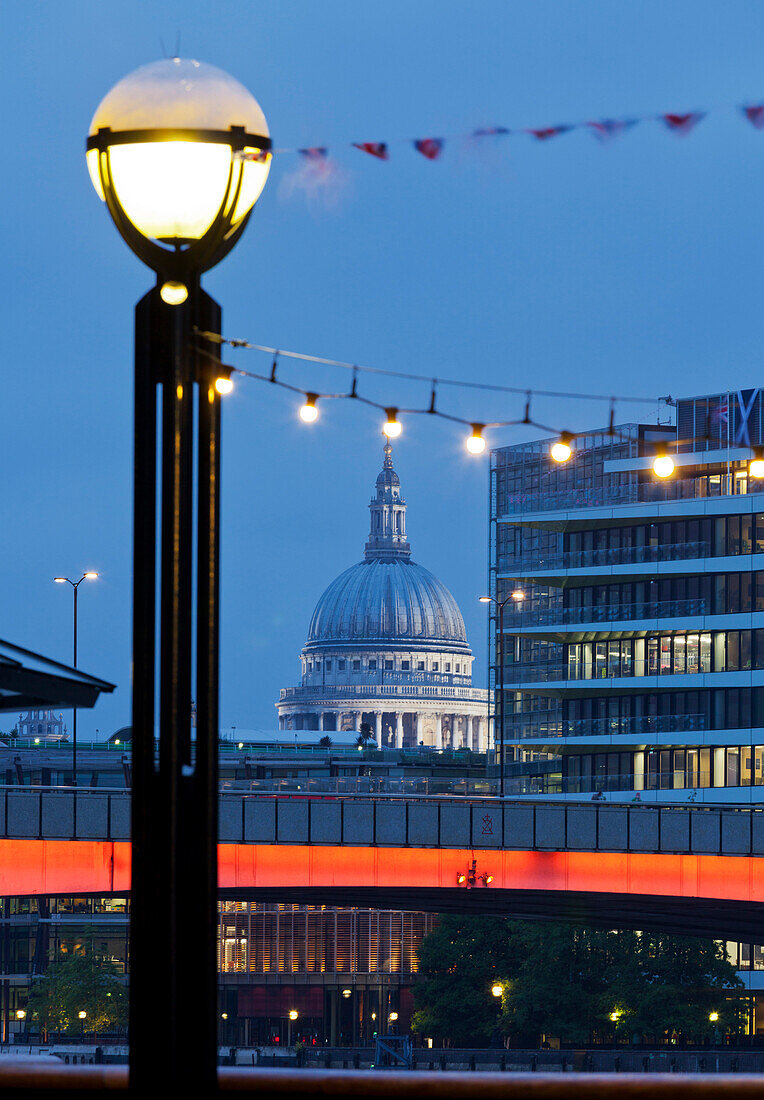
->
xmin=278 ymin=444 xmax=488 ymax=751
xmin=17 ymin=710 xmax=65 ymax=742
xmin=489 ymin=388 xmax=764 ymax=802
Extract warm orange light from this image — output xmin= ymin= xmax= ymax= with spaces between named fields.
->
xmin=84 ymin=572 xmax=99 ymax=580
xmin=511 ymin=590 xmax=525 ymax=601
xmin=54 ymin=578 xmax=67 ymax=583
xmin=289 ymin=1009 xmax=298 ymax=1020
xmin=750 ymin=449 xmax=764 ymax=478
xmin=479 ymin=596 xmax=492 ymax=604
xmin=652 ymin=453 xmax=675 ymax=479
xmin=215 ymin=376 xmax=234 ymax=395
xmin=383 ymin=408 xmax=402 ymax=438
xmin=550 ymin=432 xmax=573 ymax=463
xmin=466 ymin=424 xmax=486 ymax=455
xmin=491 ymin=983 xmax=503 ymax=998
xmin=299 ymin=394 xmax=319 ymax=423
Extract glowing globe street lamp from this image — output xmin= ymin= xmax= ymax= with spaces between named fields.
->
xmin=87 ymin=58 xmax=271 ymax=1092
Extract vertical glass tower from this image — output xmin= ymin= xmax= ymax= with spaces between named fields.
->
xmin=489 ymin=388 xmax=764 ymax=802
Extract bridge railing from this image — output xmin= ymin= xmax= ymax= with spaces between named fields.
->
xmin=0 ymin=787 xmax=763 ymax=857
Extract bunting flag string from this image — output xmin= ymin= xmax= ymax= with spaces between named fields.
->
xmin=275 ymin=99 xmax=764 ymax=166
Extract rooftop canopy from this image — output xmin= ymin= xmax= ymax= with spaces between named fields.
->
xmin=0 ymin=638 xmax=114 ymax=713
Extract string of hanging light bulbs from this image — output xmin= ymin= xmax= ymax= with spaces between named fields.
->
xmin=193 ymin=330 xmax=665 ymax=462
xmin=195 ymin=331 xmax=764 ymax=479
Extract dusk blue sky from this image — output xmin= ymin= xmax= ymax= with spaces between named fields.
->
xmin=2 ymin=1 xmax=763 ymax=737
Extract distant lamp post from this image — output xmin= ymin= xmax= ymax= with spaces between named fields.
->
xmin=53 ymin=572 xmax=98 ymax=785
xmin=480 ymin=591 xmax=525 ymax=797
xmin=550 ymin=432 xmax=573 ymax=464
xmin=491 ymin=984 xmax=503 ymax=999
xmin=87 ymin=57 xmax=271 ymax=1093
xmin=288 ymin=1009 xmax=298 ymax=1046
xmin=15 ymin=1010 xmax=26 ymax=1021
xmin=709 ymin=1011 xmax=719 ymax=1023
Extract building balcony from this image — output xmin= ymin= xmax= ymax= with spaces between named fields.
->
xmin=279 ymin=683 xmax=488 ymax=703
xmin=501 ymin=712 xmax=706 ymax=742
xmin=498 ymin=540 xmax=712 ymax=575
xmin=502 ymin=597 xmax=706 ymax=630
xmin=497 ymin=474 xmax=764 ymax=520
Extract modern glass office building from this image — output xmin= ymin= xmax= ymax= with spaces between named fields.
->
xmin=488 ymin=388 xmax=764 ymax=802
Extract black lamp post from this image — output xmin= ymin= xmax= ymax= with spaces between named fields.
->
xmin=86 ymin=58 xmax=271 ymax=1092
xmin=53 ymin=572 xmax=98 ymax=785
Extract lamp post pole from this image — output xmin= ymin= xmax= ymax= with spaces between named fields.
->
xmin=86 ymin=58 xmax=271 ymax=1093
xmin=54 ymin=573 xmax=98 ymax=785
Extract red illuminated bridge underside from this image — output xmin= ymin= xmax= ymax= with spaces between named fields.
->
xmin=2 ymin=841 xmax=763 ymax=936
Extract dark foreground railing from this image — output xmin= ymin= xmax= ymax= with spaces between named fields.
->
xmin=2 ymin=1064 xmax=764 ymax=1096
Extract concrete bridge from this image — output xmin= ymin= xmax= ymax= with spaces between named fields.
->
xmin=1 ymin=788 xmax=763 ymax=938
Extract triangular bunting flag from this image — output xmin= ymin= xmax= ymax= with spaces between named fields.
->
xmin=662 ymin=112 xmax=706 ymax=135
xmin=299 ymin=147 xmax=329 ymax=160
xmin=352 ymin=142 xmax=389 ymax=160
xmin=743 ymin=105 xmax=764 ymax=130
xmin=525 ymin=125 xmax=573 ymax=141
xmin=587 ymin=118 xmax=639 ymax=142
xmin=472 ymin=127 xmax=510 ymax=137
xmin=413 ymin=138 xmax=444 ymax=160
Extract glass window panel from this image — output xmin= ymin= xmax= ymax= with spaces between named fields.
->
xmin=673 ymin=749 xmax=686 ymax=789
xmin=741 ymin=746 xmax=752 ymax=786
xmin=755 ymin=747 xmax=764 ymax=787
xmin=742 ymin=514 xmax=753 ymax=554
xmin=700 ymin=633 xmax=712 ymax=673
xmin=660 ymin=636 xmax=672 ymax=674
xmin=648 ymin=637 xmax=659 ymax=675
xmin=741 ymin=631 xmax=752 ymax=670
xmin=728 ymin=632 xmax=740 ymax=672
xmin=686 ymin=634 xmax=700 ymax=673
xmin=742 ymin=574 xmax=753 ymax=612
xmin=673 ymin=635 xmax=686 ymax=675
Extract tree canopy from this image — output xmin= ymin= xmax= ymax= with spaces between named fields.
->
xmin=412 ymin=916 xmax=745 ymax=1047
xmin=27 ymin=939 xmax=127 ymax=1037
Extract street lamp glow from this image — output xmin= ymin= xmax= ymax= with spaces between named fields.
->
xmin=87 ymin=59 xmax=271 ymax=247
xmin=479 ymin=595 xmax=492 ymax=604
xmin=289 ymin=1010 xmax=298 ymax=1021
xmin=383 ymin=409 xmax=402 ymax=438
xmin=342 ymin=988 xmax=352 ymax=998
xmin=652 ymin=453 xmax=675 ymax=479
xmin=299 ymin=394 xmax=319 ymax=423
xmin=78 ymin=1011 xmax=87 ymax=1020
xmin=160 ymin=281 xmax=189 ymax=306
xmin=466 ymin=424 xmax=486 ymax=455
xmin=215 ymin=376 xmax=234 ymax=395
xmin=511 ymin=590 xmax=525 ymax=601
xmin=83 ymin=572 xmax=99 ymax=580
xmin=54 ymin=577 xmax=67 ymax=583
xmin=491 ymin=984 xmax=503 ymax=998
xmin=550 ymin=433 xmax=573 ymax=463
xmin=709 ymin=1011 xmax=719 ymax=1023
xmin=388 ymin=1012 xmax=398 ymax=1022
xmin=16 ymin=1010 xmax=26 ymax=1020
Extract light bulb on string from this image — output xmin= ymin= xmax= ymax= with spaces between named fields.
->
xmin=652 ymin=452 xmax=675 ymax=479
xmin=466 ymin=424 xmax=486 ymax=455
xmin=550 ymin=432 xmax=573 ymax=463
xmin=383 ymin=408 xmax=402 ymax=438
xmin=750 ymin=448 xmax=764 ymax=478
xmin=299 ymin=393 xmax=319 ymax=423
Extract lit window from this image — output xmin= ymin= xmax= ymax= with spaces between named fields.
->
xmin=433 ymin=662 xmax=439 ymax=672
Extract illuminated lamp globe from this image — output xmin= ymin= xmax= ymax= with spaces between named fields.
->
xmin=466 ymin=424 xmax=486 ymax=455
xmin=215 ymin=376 xmax=234 ymax=395
xmin=709 ymin=1011 xmax=719 ymax=1023
xmin=86 ymin=58 xmax=271 ymax=276
xmin=300 ymin=394 xmax=319 ymax=423
xmin=652 ymin=453 xmax=675 ymax=479
xmin=750 ymin=449 xmax=764 ymax=478
xmin=383 ymin=409 xmax=402 ymax=439
xmin=491 ymin=984 xmax=503 ymax=998
xmin=550 ymin=433 xmax=573 ymax=464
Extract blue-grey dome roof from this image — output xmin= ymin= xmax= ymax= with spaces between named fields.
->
xmin=306 ymin=557 xmax=469 ymax=649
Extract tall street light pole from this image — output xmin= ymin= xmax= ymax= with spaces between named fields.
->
xmin=54 ymin=573 xmax=98 ymax=785
xmin=480 ymin=590 xmax=525 ymax=799
xmin=86 ymin=59 xmax=271 ymax=1093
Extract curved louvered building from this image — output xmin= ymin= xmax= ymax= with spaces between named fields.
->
xmin=277 ymin=444 xmax=488 ymax=749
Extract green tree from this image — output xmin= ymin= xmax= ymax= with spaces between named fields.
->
xmin=501 ymin=925 xmax=745 ymax=1046
xmin=318 ymin=735 xmax=333 ymax=748
xmin=27 ymin=939 xmax=127 ymax=1038
xmin=411 ymin=915 xmax=519 ymax=1045
xmin=412 ymin=917 xmax=746 ymax=1048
